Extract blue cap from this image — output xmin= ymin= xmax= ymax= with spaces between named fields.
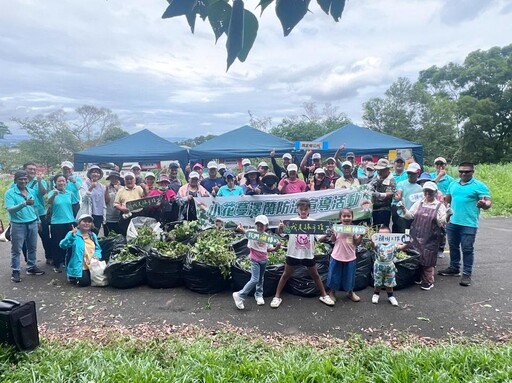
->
xmin=224 ymin=170 xmax=236 ymax=179
xmin=417 ymin=172 xmax=432 ymax=183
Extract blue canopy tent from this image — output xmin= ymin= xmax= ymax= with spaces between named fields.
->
xmin=73 ymin=129 xmax=189 ymax=171
xmin=315 ymin=124 xmax=424 ymax=165
xmin=188 ymin=125 xmax=294 ymax=161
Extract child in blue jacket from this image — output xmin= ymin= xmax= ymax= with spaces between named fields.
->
xmin=60 ymin=214 xmax=102 ymax=287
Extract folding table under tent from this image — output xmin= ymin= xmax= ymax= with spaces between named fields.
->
xmin=73 ymin=129 xmax=189 ymax=171
xmin=315 ymin=123 xmax=424 ymax=166
xmin=188 ymin=125 xmax=295 ymax=162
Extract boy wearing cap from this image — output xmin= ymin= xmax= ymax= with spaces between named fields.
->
xmin=233 ymin=215 xmax=280 ymax=309
xmin=5 ymin=170 xmax=45 ymax=282
xmin=201 ymin=161 xmax=226 ymax=195
xmin=278 ymin=164 xmax=307 ymax=194
xmin=300 ymin=150 xmax=322 ymax=184
xmin=430 ymin=157 xmax=454 ymax=196
xmin=217 ymin=171 xmax=244 ymax=197
xmin=392 ymin=163 xmax=423 ymax=233
xmin=270 ymin=150 xmax=293 ymax=179
xmin=401 ymin=181 xmax=447 ymax=290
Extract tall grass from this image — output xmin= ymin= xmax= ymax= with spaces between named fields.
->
xmin=0 ymin=336 xmax=511 ymax=382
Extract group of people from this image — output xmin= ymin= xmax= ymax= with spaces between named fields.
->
xmin=5 ymin=153 xmax=491 ymax=301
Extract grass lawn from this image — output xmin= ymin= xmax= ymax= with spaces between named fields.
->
xmin=1 ymin=329 xmax=511 ymax=382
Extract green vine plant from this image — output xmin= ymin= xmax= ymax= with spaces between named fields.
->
xmin=162 ymin=0 xmax=346 ymax=70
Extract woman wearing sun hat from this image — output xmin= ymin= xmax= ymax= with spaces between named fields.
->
xmin=243 ymin=166 xmax=263 ymax=195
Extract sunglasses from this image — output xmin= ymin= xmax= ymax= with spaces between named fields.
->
xmin=458 ymin=170 xmax=473 ymax=174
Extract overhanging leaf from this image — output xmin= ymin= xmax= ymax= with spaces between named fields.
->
xmin=162 ymin=0 xmax=198 ymax=18
xmin=208 ymin=1 xmax=232 ymax=42
xmin=317 ymin=0 xmax=331 ymax=14
xmin=275 ymin=0 xmax=311 ymax=37
xmin=237 ymin=9 xmax=258 ymax=62
xmin=257 ymin=0 xmax=274 ymax=16
xmin=226 ymin=0 xmax=245 ymax=70
xmin=329 ymin=0 xmax=345 ymax=21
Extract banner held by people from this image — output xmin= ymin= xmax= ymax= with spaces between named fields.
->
xmin=194 ymin=187 xmax=373 ymax=227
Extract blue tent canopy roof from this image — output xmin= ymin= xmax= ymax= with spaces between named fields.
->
xmin=74 ymin=129 xmax=189 ymax=170
xmin=316 ymin=124 xmax=423 ymax=165
xmin=189 ymin=125 xmax=294 ymax=160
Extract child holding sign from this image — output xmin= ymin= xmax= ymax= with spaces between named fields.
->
xmin=372 ymin=226 xmax=407 ymax=306
xmin=327 ymin=208 xmax=363 ymax=304
xmin=233 ymin=215 xmax=280 ymax=310
xmin=271 ymin=198 xmax=335 ymax=308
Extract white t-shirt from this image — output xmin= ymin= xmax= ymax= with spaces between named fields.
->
xmin=286 ymin=217 xmax=317 ymax=260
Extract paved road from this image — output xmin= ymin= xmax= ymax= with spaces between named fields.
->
xmin=1 ymin=217 xmax=510 ymax=340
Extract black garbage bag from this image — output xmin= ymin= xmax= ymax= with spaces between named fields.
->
xmin=232 ymin=238 xmax=249 ymax=258
xmin=231 ymin=259 xmax=284 ymax=297
xmin=182 ymin=256 xmax=231 ymax=294
xmin=106 ymin=246 xmax=147 ymax=289
xmin=354 ymin=248 xmax=374 ymax=291
xmin=98 ymin=235 xmax=126 ymax=264
xmin=394 ymin=251 xmax=421 ymax=290
xmin=286 ymin=261 xmax=329 ymax=297
xmin=146 ymin=249 xmax=186 ymax=289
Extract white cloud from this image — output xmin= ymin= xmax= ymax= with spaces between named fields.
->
xmin=0 ymin=0 xmax=510 ymax=137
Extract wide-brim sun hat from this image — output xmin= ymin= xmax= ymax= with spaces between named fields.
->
xmin=244 ymin=166 xmax=259 ymax=177
xmin=374 ymin=158 xmax=392 ymax=170
xmin=87 ymin=165 xmax=104 ymax=179
xmin=106 ymin=171 xmax=121 ymax=180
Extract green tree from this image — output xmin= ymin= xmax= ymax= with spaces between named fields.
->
xmin=177 ymin=134 xmax=217 ymax=147
xmin=161 ymin=0 xmax=347 ymax=70
xmin=0 ymin=122 xmax=12 ymax=139
xmin=270 ymin=102 xmax=351 ymax=142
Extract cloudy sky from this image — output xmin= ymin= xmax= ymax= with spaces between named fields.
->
xmin=1 ymin=0 xmax=511 ymax=139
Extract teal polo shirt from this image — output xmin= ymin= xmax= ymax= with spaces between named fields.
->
xmin=430 ymin=172 xmax=454 ymax=195
xmin=217 ymin=185 xmax=244 ymax=197
xmin=393 ymin=171 xmax=408 ymax=183
xmin=66 ymin=176 xmax=82 ymax=204
xmin=48 ymin=190 xmax=75 ymax=224
xmin=11 ymin=178 xmax=48 ymax=216
xmin=448 ymin=178 xmax=490 ymax=228
xmin=4 ymin=185 xmax=39 ymax=223
xmin=394 ymin=180 xmax=423 ymax=209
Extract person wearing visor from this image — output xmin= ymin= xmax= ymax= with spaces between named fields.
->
xmin=392 ymin=163 xmax=423 ymax=233
xmin=177 ymin=171 xmax=210 ymax=221
xmin=85 ymin=165 xmax=106 ymax=235
xmin=114 ymin=171 xmax=145 ymax=236
xmin=103 ymin=171 xmax=122 ymax=237
xmin=59 ymin=214 xmax=102 ymax=287
xmin=217 ymin=170 xmax=244 ymax=197
xmin=310 ymin=167 xmax=331 ymax=191
xmin=270 ymin=150 xmax=293 ymax=179
xmin=201 ymin=161 xmax=226 ymax=195
xmin=243 ymin=166 xmax=262 ymax=195
xmin=4 ymin=170 xmax=45 ymax=282
xmin=238 ymin=158 xmax=252 ymax=186
xmin=260 ymin=172 xmax=279 ymax=194
xmin=300 ymin=150 xmax=322 ymax=184
xmin=400 ymin=181 xmax=447 ymax=291
xmin=278 ymin=164 xmax=307 ymax=194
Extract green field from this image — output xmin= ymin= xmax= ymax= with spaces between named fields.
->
xmin=0 ymin=332 xmax=511 ymax=382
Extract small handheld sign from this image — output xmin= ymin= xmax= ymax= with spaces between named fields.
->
xmin=245 ymin=230 xmax=281 ymax=246
xmin=282 ymin=220 xmax=331 ymax=235
xmin=371 ymin=233 xmax=411 ymax=244
xmin=126 ymin=196 xmax=161 ymax=211
xmin=331 ymin=224 xmax=367 ymax=235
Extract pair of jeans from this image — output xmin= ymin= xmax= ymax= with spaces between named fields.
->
xmin=238 ymin=259 xmax=268 ymax=299
xmin=10 ymin=221 xmax=38 ymax=272
xmin=446 ymin=223 xmax=478 ymax=276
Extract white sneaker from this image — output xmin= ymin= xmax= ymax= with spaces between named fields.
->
xmin=388 ymin=296 xmax=399 ymax=306
xmin=255 ymin=297 xmax=265 ymax=306
xmin=372 ymin=294 xmax=379 ymax=304
xmin=232 ymin=292 xmax=244 ymax=310
xmin=270 ymin=297 xmax=282 ymax=308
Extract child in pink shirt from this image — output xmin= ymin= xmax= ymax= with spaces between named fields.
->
xmin=327 ymin=208 xmax=363 ymax=304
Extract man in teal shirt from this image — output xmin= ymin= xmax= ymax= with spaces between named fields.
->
xmin=4 ymin=170 xmax=45 ymax=282
xmin=430 ymin=156 xmax=454 ymax=195
xmin=439 ymin=162 xmax=491 ymax=287
xmin=392 ymin=157 xmax=408 ymax=183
